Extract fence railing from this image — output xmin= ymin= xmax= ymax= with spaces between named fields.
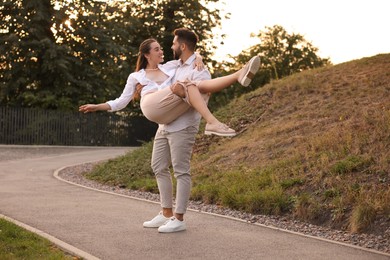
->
xmin=0 ymin=107 xmax=157 ymax=146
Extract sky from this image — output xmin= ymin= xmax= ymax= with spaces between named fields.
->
xmin=212 ymin=0 xmax=390 ymax=64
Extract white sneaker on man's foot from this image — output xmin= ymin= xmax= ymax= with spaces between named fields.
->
xmin=143 ymin=212 xmax=170 ymax=228
xmin=238 ymin=56 xmax=261 ymax=87
xmin=158 ymin=217 xmax=186 ymax=233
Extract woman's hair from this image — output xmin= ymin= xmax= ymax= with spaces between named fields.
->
xmin=133 ymin=38 xmax=157 ymax=100
xmin=135 ymin=38 xmax=157 ymax=71
xmin=173 ymin=28 xmax=198 ymax=52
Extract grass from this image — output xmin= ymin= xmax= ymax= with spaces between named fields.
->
xmin=191 ymin=165 xmax=291 ymax=214
xmin=85 ymin=141 xmax=158 ymax=192
xmin=84 ymin=54 xmax=390 ymax=234
xmin=0 ymin=218 xmax=79 ymax=260
xmin=350 ymin=201 xmax=376 ymax=233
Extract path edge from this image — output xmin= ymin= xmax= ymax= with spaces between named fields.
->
xmin=0 ymin=213 xmax=101 ymax=260
xmin=54 ymin=162 xmax=390 ymax=259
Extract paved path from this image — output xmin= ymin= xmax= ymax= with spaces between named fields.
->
xmin=0 ymin=146 xmax=389 ymax=260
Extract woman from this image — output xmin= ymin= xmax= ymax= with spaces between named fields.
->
xmin=79 ymin=38 xmax=260 ymax=137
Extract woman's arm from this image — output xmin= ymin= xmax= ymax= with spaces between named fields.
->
xmin=79 ymin=73 xmax=139 ymax=113
xmin=105 ymin=74 xmax=139 ymax=111
xmin=79 ymin=103 xmax=111 ymax=113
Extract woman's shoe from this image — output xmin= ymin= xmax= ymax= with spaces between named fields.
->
xmin=205 ymin=122 xmax=236 ymax=137
xmin=238 ymin=56 xmax=261 ymax=87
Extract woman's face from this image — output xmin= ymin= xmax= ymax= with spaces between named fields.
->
xmin=146 ymin=41 xmax=164 ymax=65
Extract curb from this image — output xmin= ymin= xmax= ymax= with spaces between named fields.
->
xmin=55 ymin=163 xmax=390 ymax=259
xmin=0 ymin=214 xmax=100 ymax=260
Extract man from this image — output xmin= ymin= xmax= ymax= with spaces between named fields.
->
xmin=143 ymin=28 xmax=211 ymax=233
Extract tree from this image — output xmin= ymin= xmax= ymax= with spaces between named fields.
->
xmin=209 ymin=25 xmax=331 ymax=109
xmin=248 ymin=25 xmax=330 ymax=80
xmin=0 ymin=0 xmax=130 ymax=109
xmin=0 ymin=0 xmax=224 ymax=110
xmin=54 ymin=0 xmax=139 ymax=109
xmin=118 ymin=0 xmax=223 ymax=63
xmin=0 ymin=0 xmax=73 ymax=108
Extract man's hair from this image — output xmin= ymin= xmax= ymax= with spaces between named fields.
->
xmin=173 ymin=28 xmax=198 ymax=52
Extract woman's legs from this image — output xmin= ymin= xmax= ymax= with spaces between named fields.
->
xmin=167 ymin=56 xmax=260 ymax=136
xmin=171 ymin=81 xmax=236 ymax=137
xmin=197 ymin=72 xmax=239 ymax=94
xmin=186 ymin=84 xmax=219 ymax=125
xmin=170 ymin=81 xmax=220 ymax=124
xmin=197 ymin=56 xmax=261 ymax=93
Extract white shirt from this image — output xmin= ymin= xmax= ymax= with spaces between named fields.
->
xmin=106 ymin=60 xmax=178 ymax=112
xmin=158 ymin=53 xmax=211 ymax=133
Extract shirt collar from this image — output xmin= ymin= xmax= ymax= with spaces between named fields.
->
xmin=179 ymin=53 xmax=196 ymax=66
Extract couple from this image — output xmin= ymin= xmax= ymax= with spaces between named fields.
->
xmin=79 ymin=28 xmax=260 ymax=233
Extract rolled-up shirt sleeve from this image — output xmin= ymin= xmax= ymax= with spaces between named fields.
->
xmin=191 ymin=68 xmax=211 ymax=82
xmin=106 ymin=74 xmax=137 ymax=112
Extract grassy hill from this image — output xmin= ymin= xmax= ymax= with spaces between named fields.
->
xmin=86 ymin=54 xmax=390 ymax=235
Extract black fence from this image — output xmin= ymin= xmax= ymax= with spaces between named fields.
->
xmin=0 ymin=107 xmax=157 ymax=146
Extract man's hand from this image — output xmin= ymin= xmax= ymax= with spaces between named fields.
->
xmin=170 ymin=82 xmax=186 ymax=98
xmin=134 ymin=83 xmax=144 ymax=100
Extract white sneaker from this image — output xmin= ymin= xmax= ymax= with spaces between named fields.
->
xmin=238 ymin=56 xmax=261 ymax=87
xmin=158 ymin=217 xmax=186 ymax=233
xmin=143 ymin=212 xmax=170 ymax=228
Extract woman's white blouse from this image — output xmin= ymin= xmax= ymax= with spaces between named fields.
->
xmin=106 ymin=60 xmax=179 ymax=111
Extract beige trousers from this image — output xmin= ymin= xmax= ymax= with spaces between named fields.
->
xmin=140 ymin=87 xmax=190 ymax=125
xmin=151 ymin=126 xmax=198 ymax=214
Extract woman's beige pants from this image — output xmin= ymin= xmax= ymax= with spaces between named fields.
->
xmin=140 ymin=87 xmax=190 ymax=125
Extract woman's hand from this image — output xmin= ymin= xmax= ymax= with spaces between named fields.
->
xmin=79 ymin=104 xmax=98 ymax=113
xmin=194 ymin=52 xmax=205 ymax=71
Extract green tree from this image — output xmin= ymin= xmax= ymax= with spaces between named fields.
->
xmin=248 ymin=25 xmax=330 ymax=81
xmin=0 ymin=0 xmax=133 ymax=109
xmin=0 ymin=0 xmax=73 ymax=108
xmin=120 ymin=0 xmax=223 ymax=63
xmin=209 ymin=25 xmax=330 ymax=109
xmin=0 ymin=0 xmax=224 ymax=110
xmin=54 ymin=0 xmax=139 ymax=109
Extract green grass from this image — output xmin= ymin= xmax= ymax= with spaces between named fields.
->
xmin=84 ymin=54 xmax=390 ymax=234
xmin=85 ymin=141 xmax=158 ymax=192
xmin=0 ymin=218 xmax=79 ymax=260
xmin=330 ymin=155 xmax=372 ymax=175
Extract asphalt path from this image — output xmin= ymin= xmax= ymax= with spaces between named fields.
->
xmin=0 ymin=145 xmax=389 ymax=260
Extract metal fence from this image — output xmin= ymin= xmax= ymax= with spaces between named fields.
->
xmin=0 ymin=107 xmax=157 ymax=146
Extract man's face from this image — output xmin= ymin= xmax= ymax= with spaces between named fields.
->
xmin=171 ymin=36 xmax=182 ymax=59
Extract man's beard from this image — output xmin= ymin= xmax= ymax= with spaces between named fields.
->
xmin=173 ymin=48 xmax=182 ymax=59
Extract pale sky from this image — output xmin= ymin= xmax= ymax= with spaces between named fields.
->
xmin=212 ymin=0 xmax=390 ymax=64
